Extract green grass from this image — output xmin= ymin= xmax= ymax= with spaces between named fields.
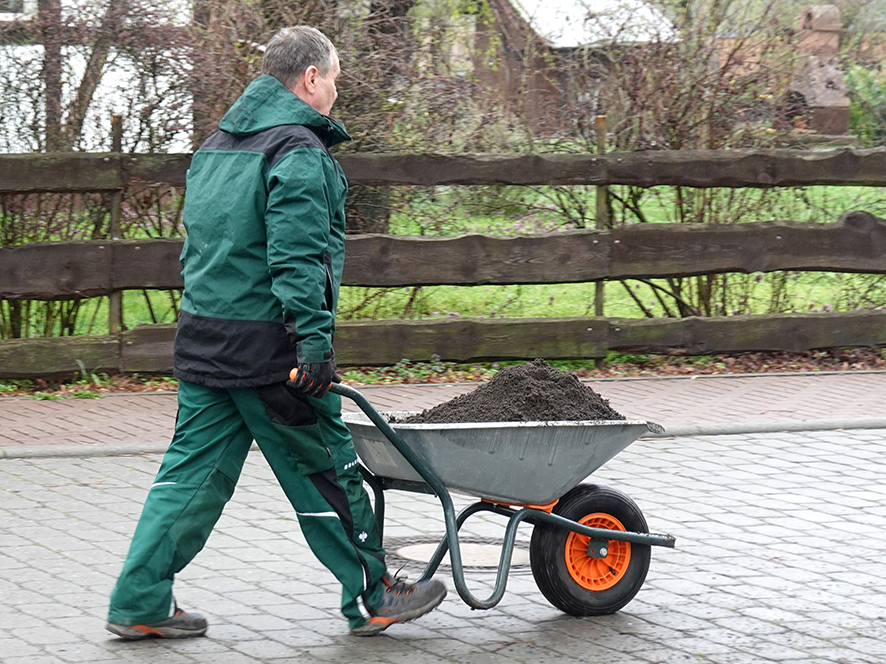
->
xmin=338 ymin=271 xmax=886 ymax=322
xmin=69 ymin=390 xmax=103 ymax=399
xmin=4 ymin=183 xmax=885 ymax=338
xmin=35 ymin=268 xmax=879 ymax=338
xmin=337 ymin=183 xmax=886 ymax=321
xmin=387 ymin=184 xmax=886 ymax=236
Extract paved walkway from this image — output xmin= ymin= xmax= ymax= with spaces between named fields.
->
xmin=2 ymin=428 xmax=885 ymax=663
xmin=2 ymin=371 xmax=886 ymax=663
xmin=2 ymin=371 xmax=886 ymax=456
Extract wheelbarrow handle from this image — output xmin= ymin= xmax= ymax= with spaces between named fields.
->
xmin=329 ymin=382 xmax=508 ymax=609
xmin=328 ymin=383 xmax=449 ymax=499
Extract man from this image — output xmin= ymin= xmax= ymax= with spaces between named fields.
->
xmin=106 ymin=25 xmax=446 ymax=639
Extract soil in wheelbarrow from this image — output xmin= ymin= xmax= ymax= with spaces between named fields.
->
xmin=397 ymin=358 xmax=625 ymax=424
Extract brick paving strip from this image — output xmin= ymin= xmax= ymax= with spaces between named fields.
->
xmin=1 ymin=371 xmax=886 ymax=457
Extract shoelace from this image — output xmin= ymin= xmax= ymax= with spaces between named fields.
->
xmin=386 ymin=579 xmax=416 ymax=596
xmin=381 ymin=571 xmax=417 ymax=597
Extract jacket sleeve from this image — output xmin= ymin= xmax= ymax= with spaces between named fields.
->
xmin=265 ymin=147 xmax=335 ymax=364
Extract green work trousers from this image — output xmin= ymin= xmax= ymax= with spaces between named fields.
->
xmin=107 ymin=380 xmax=387 ymax=630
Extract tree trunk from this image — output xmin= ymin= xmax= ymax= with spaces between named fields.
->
xmin=39 ymin=0 xmax=62 ymax=151
xmin=344 ymin=1 xmax=418 ymax=234
xmin=190 ymin=0 xmax=217 ymax=147
xmin=57 ymin=0 xmax=128 ymax=151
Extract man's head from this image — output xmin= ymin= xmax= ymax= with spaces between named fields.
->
xmin=262 ymin=26 xmax=340 ymax=116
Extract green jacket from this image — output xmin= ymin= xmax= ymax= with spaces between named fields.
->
xmin=174 ymin=75 xmax=351 ymax=388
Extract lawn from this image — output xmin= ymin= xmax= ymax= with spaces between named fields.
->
xmin=3 ymin=183 xmax=885 ymax=338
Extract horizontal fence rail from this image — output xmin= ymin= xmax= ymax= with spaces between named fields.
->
xmin=2 ymin=214 xmax=885 ymax=299
xmin=2 ymin=148 xmax=886 ymax=192
xmin=1 ymin=311 xmax=885 ymax=378
xmin=3 ymin=148 xmax=886 ymax=378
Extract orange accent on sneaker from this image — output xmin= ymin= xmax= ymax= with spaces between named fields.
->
xmin=133 ymin=625 xmax=164 ymax=636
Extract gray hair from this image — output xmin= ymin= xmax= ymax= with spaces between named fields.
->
xmin=262 ymin=26 xmax=337 ymax=89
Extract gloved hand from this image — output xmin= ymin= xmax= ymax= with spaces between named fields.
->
xmin=287 ymin=361 xmax=340 ymax=398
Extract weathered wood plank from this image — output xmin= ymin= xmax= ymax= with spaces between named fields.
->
xmin=339 ymin=149 xmax=886 ymax=187
xmin=342 ymin=231 xmax=613 ymax=285
xmin=0 ymin=242 xmax=115 ymax=299
xmin=0 ymin=153 xmax=122 ymax=193
xmin=610 ymin=310 xmax=886 ymax=354
xmin=611 ymin=211 xmax=886 ymax=278
xmin=600 ymin=148 xmax=886 ymax=188
xmin=112 ymin=240 xmax=185 ymax=290
xmin=121 ymin=324 xmax=177 ymax=373
xmin=334 ymin=318 xmax=610 ymax=364
xmin=0 ymin=240 xmax=183 ymax=300
xmin=3 ymin=215 xmax=886 ymax=298
xmin=2 ymin=311 xmax=884 ymax=378
xmin=0 ymin=336 xmax=119 ymax=379
xmin=3 ymin=148 xmax=886 ymax=192
xmin=127 ymin=154 xmax=191 ymax=187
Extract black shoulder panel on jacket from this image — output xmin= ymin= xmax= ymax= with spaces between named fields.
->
xmin=199 ymin=125 xmax=332 ymax=169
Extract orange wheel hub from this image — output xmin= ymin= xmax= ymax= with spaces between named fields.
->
xmin=564 ymin=513 xmax=631 ymax=591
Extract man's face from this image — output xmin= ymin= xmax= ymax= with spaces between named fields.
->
xmin=311 ymin=54 xmax=340 ymax=116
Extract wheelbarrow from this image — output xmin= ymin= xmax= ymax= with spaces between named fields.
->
xmin=333 ymin=383 xmax=676 ymax=616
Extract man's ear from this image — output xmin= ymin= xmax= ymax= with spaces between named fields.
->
xmin=304 ymin=65 xmax=319 ymax=93
xmin=288 ymin=65 xmax=318 ymax=97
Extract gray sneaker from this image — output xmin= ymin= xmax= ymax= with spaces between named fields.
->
xmin=106 ymin=604 xmax=208 ymax=640
xmin=351 ymin=577 xmax=447 ymax=636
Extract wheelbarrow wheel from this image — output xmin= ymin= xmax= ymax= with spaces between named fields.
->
xmin=530 ymin=483 xmax=651 ymax=616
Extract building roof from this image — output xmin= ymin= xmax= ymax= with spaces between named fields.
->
xmin=511 ymin=0 xmax=675 ymax=48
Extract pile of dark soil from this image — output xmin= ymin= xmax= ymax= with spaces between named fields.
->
xmin=400 ymin=358 xmax=625 ymax=424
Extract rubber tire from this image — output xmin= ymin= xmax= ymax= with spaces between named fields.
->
xmin=530 ymin=483 xmax=651 ymax=616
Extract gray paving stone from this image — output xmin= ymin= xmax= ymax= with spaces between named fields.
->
xmin=49 ymin=615 xmax=110 ymax=634
xmin=834 ymin=637 xmax=886 ymax=656
xmin=264 ymin=627 xmax=336 ymax=648
xmin=3 ymin=657 xmax=118 ymax=664
xmin=802 ymin=648 xmax=879 ymax=664
xmin=0 ymin=637 xmax=44 ymax=657
xmin=230 ymin=638 xmax=302 ymax=659
xmin=298 ymin=650 xmax=394 ymax=664
xmin=19 ymin=603 xmax=86 ymax=620
xmin=751 ymin=642 xmax=835 ymax=661
xmin=48 ymin=642 xmax=121 ymax=663
xmin=111 ymin=645 xmax=201 ymax=664
xmin=157 ymin=637 xmax=234 ymax=655
xmin=3 ymin=418 xmax=886 ymax=663
xmin=168 ymin=652 xmax=260 ymax=664
xmin=11 ymin=625 xmax=88 ymax=646
xmin=704 ymin=654 xmax=784 ymax=664
xmin=197 ymin=622 xmax=264 ymax=642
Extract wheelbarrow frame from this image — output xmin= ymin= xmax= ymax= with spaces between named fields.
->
xmin=334 ymin=383 xmax=676 ymax=611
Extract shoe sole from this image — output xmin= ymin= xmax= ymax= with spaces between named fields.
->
xmin=351 ymin=588 xmax=447 ymax=636
xmin=106 ymin=623 xmax=207 ymax=640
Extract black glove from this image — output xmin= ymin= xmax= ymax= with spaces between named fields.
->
xmin=287 ymin=360 xmax=340 ymax=398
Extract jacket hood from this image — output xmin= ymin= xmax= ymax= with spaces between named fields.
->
xmin=218 ymin=75 xmax=350 ymax=148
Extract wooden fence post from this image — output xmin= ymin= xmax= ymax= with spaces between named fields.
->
xmin=594 ymin=115 xmax=609 ymax=367
xmin=108 ymin=115 xmax=123 ymax=343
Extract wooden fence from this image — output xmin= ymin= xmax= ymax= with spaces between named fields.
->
xmin=1 ymin=148 xmax=886 ymax=377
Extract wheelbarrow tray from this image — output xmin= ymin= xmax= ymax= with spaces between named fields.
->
xmin=343 ymin=412 xmax=664 ymax=505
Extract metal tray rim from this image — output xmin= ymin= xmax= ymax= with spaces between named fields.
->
xmin=342 ymin=411 xmax=658 ymax=431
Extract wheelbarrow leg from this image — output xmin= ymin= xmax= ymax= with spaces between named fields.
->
xmin=418 ymin=501 xmax=490 ymax=579
xmin=418 ymin=501 xmax=539 ymax=611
